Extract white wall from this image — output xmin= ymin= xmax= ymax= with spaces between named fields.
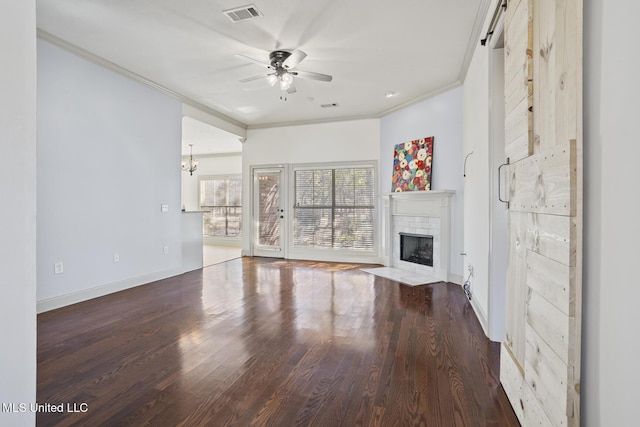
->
xmin=0 ymin=2 xmax=37 ymax=425
xmin=463 ymin=40 xmax=490 ymax=324
xmin=380 ymin=87 xmax=465 ymax=283
xmin=37 ymin=39 xmax=184 ymax=311
xmin=242 ymin=119 xmax=381 ymax=256
xmin=459 ymin=0 xmax=508 ymax=341
xmin=181 ymin=154 xmax=242 ymax=211
xmin=583 ymin=0 xmax=640 ymax=424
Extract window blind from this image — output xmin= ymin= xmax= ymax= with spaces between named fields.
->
xmin=293 ymin=167 xmax=374 ymax=250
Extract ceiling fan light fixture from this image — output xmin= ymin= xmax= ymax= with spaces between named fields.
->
xmin=279 ymin=79 xmax=292 ymax=91
xmin=281 ymin=73 xmax=293 ymax=84
xmin=278 ymin=72 xmax=294 ymax=90
xmin=266 ymin=74 xmax=278 ymax=87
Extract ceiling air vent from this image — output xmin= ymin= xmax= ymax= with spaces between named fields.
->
xmin=223 ymin=4 xmax=263 ymax=23
xmin=320 ymin=103 xmax=339 ymax=108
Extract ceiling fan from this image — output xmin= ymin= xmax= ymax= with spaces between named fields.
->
xmin=237 ymin=50 xmax=333 ymax=94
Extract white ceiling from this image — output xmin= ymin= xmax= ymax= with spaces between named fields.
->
xmin=36 ymin=0 xmax=488 ymax=152
xmin=182 ymin=116 xmax=243 ymax=156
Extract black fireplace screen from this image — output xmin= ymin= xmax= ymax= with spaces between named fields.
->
xmin=399 ymin=233 xmax=434 ymax=267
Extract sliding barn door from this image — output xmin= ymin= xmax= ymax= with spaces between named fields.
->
xmin=500 ymin=0 xmax=582 ymax=426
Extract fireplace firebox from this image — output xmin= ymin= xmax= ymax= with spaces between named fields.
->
xmin=399 ymin=233 xmax=434 ymax=267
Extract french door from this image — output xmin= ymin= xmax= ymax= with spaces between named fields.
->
xmin=252 ymin=167 xmax=287 ymax=258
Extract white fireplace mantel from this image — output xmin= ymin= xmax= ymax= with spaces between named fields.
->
xmin=382 ymin=190 xmax=455 ymax=281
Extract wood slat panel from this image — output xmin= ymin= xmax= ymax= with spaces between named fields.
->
xmin=505 ymin=69 xmax=527 ymax=113
xmin=526 ymin=289 xmax=569 ymax=365
xmin=533 ymin=0 xmax=556 ymax=153
xmin=505 ymin=133 xmax=530 ymax=166
xmin=554 ymin=0 xmax=581 ymax=152
xmin=508 ymin=139 xmax=576 ymax=215
xmin=502 ymin=0 xmax=582 ymax=425
xmin=504 ymin=19 xmax=529 ymax=81
xmin=500 ymin=345 xmax=553 ymax=426
xmin=534 ymin=0 xmax=581 ymax=154
xmin=504 ymin=0 xmax=533 ymax=163
xmin=526 ymin=213 xmax=576 ymax=266
xmin=524 ymin=324 xmax=571 ymax=427
xmin=504 ymin=211 xmax=528 ymax=365
xmin=505 ymin=96 xmax=528 ymax=142
xmin=526 ymin=250 xmax=574 ymax=315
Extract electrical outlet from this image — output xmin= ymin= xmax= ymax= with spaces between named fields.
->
xmin=163 ymin=246 xmax=169 ymax=255
xmin=54 ymin=262 xmax=64 ymax=274
xmin=468 ymin=264 xmax=474 ymax=277
xmin=161 ymin=204 xmax=169 ymax=213
xmin=113 ymin=253 xmax=120 ymax=263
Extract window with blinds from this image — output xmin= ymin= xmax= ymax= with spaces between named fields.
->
xmin=293 ymin=166 xmax=375 ymax=250
xmin=199 ymin=176 xmax=242 ymax=237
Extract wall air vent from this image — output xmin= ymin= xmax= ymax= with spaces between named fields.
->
xmin=320 ymin=103 xmax=339 ymax=108
xmin=223 ymin=5 xmax=263 ymax=23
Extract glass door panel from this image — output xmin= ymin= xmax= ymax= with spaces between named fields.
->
xmin=253 ymin=168 xmax=285 ymax=257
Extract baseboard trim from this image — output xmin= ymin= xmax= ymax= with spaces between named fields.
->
xmin=470 ymin=292 xmax=490 ymax=339
xmin=37 ymin=267 xmax=183 ymax=313
xmin=449 ymin=273 xmax=463 ymax=285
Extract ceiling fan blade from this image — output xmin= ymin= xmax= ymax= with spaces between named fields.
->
xmin=292 ymin=70 xmax=333 ymax=82
xmin=235 ymin=54 xmax=271 ymax=69
xmin=283 ymin=50 xmax=307 ymax=69
xmin=239 ymin=74 xmax=267 ymax=83
xmin=287 ymin=84 xmax=297 ymax=94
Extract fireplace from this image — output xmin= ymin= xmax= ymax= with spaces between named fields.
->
xmin=400 ymin=233 xmax=434 ymax=267
xmin=384 ymin=190 xmax=454 ymax=281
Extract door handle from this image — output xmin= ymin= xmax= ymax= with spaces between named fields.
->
xmin=498 ymin=157 xmax=510 ymax=209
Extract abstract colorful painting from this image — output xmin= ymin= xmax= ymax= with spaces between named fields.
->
xmin=391 ymin=137 xmax=433 ymax=192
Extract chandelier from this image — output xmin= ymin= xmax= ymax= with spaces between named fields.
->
xmin=181 ymin=144 xmax=198 ymax=176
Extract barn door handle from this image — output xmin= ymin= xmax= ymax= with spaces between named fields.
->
xmin=498 ymin=157 xmax=510 ymax=209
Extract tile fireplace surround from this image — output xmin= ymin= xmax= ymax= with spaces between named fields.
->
xmin=383 ymin=190 xmax=454 ymax=282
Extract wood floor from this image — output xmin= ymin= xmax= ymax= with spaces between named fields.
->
xmin=37 ymin=258 xmax=519 ymax=426
xmin=203 ymin=245 xmax=241 ymax=268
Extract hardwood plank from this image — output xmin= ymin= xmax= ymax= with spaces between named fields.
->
xmin=37 ymin=258 xmax=518 ymax=426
